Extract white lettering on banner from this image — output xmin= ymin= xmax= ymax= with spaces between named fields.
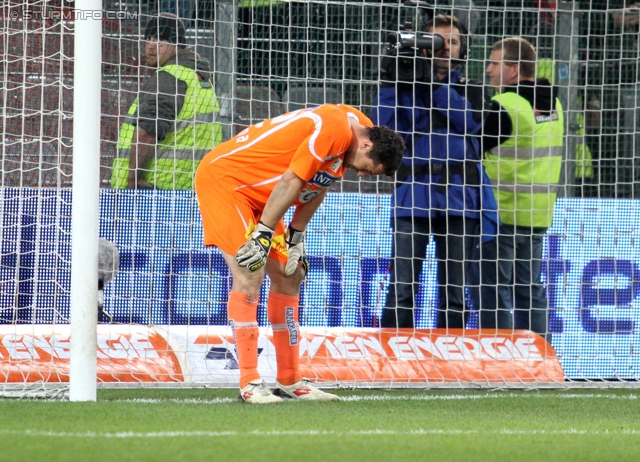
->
xmin=324 ymin=339 xmax=343 ymax=359
xmin=97 ymin=335 xmax=156 ymax=359
xmin=357 ymin=337 xmax=387 ymax=357
xmin=0 ymin=335 xmax=72 ymax=359
xmin=435 ymin=337 xmax=471 ymax=361
xmin=98 ymin=337 xmax=128 ymax=359
xmin=28 ymin=336 xmax=59 ymax=358
xmin=300 ymin=336 xmax=325 ymax=358
xmin=481 ymin=338 xmax=524 ymax=360
xmin=385 ymin=335 xmax=542 ymax=361
xmin=332 ymin=337 xmax=363 ymax=358
xmin=118 ymin=337 xmax=140 ymax=359
xmin=388 ymin=336 xmax=419 ymax=360
xmin=3 ymin=335 xmax=39 ymax=359
xmin=409 ymin=337 xmax=443 ymax=359
xmin=455 ymin=338 xmax=480 ymax=360
xmin=129 ymin=335 xmax=160 ymax=359
xmin=514 ymin=338 xmax=543 ymax=361
xmin=50 ymin=336 xmax=70 ymax=359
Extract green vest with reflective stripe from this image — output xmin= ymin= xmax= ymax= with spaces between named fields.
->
xmin=484 ymin=92 xmax=564 ymax=228
xmin=111 ymin=63 xmax=223 ymax=190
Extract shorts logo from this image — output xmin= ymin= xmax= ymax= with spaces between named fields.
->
xmin=285 ymin=307 xmax=298 ymax=346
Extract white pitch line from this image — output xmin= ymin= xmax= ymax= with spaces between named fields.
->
xmin=0 ymin=428 xmax=639 ymax=438
xmin=98 ymin=393 xmax=639 ymax=405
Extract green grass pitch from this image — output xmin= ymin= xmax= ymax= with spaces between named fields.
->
xmin=1 ymin=388 xmax=639 ymax=462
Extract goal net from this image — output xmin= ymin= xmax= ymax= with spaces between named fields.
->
xmin=1 ymin=0 xmax=639 ymax=397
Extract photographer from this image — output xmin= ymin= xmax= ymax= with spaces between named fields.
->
xmin=373 ymin=14 xmax=499 ymax=329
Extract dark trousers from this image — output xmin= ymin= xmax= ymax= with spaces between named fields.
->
xmin=477 ymin=225 xmax=548 ymax=336
xmin=382 ymin=215 xmax=480 ymax=328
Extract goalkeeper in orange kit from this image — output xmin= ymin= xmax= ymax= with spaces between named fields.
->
xmin=195 ymin=104 xmax=404 ymax=404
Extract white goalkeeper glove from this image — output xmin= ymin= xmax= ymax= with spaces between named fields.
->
xmin=236 ymin=221 xmax=274 ymax=272
xmin=285 ymin=225 xmax=310 ymax=277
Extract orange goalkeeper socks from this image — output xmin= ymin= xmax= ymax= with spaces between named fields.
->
xmin=228 ymin=290 xmax=261 ymax=389
xmin=268 ymin=292 xmax=302 ymax=386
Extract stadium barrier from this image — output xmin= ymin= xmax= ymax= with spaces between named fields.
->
xmin=0 ymin=189 xmax=639 ymax=385
xmin=0 ymin=325 xmax=562 ymax=385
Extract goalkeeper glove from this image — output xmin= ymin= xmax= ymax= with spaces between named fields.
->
xmin=285 ymin=225 xmax=310 ymax=277
xmin=236 ymin=221 xmax=274 ymax=272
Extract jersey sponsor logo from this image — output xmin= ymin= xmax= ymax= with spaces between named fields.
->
xmin=309 ymin=171 xmax=339 ymax=188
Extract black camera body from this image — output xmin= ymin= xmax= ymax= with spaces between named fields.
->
xmin=381 ymin=31 xmax=444 ymax=82
xmin=386 ymin=31 xmax=445 ymax=57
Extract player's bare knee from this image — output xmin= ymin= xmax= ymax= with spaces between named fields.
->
xmin=232 ymin=267 xmax=265 ymax=294
xmin=268 ymin=263 xmax=304 ymax=288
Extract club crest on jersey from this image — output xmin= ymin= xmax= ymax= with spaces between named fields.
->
xmin=299 ymin=188 xmax=321 ymax=203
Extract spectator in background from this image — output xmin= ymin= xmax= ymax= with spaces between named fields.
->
xmin=479 ymin=38 xmax=565 ymax=336
xmin=528 ymin=0 xmax=596 ymax=197
xmin=111 ymin=13 xmax=222 ymax=190
xmin=580 ymin=0 xmax=640 ymax=198
xmin=373 ymin=14 xmax=499 ymax=329
xmin=160 ymin=0 xmax=196 ymax=25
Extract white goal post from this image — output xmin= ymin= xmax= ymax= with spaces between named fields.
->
xmin=69 ymin=0 xmax=101 ymax=402
xmin=1 ymin=0 xmax=640 ymax=398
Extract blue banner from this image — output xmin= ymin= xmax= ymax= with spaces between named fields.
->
xmin=1 ymin=189 xmax=639 ymax=379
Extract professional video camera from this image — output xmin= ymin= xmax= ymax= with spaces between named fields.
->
xmin=381 ymin=28 xmax=444 ymax=82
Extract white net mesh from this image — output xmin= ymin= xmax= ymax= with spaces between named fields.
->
xmin=1 ymin=0 xmax=639 ymax=397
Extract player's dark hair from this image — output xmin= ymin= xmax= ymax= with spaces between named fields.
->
xmin=367 ymin=126 xmax=405 ymax=176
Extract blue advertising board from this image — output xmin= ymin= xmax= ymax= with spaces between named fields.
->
xmin=1 ymin=189 xmax=639 ymax=379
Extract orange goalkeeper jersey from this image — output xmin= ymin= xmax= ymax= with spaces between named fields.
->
xmin=199 ymin=104 xmax=373 ymax=207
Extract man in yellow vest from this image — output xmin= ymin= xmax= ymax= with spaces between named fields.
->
xmin=111 ymin=13 xmax=223 ymax=190
xmin=478 ymin=38 xmax=564 ymax=337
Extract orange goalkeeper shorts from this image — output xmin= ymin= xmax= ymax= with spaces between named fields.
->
xmin=195 ymin=167 xmax=288 ymax=265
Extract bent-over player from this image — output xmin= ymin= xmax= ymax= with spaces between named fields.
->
xmin=196 ymin=104 xmax=405 ymax=404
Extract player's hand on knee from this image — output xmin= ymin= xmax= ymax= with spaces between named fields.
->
xmin=284 ymin=225 xmax=309 ymax=277
xmin=236 ymin=221 xmax=274 ymax=272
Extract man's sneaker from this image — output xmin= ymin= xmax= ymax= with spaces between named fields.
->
xmin=274 ymin=379 xmax=340 ymax=401
xmin=238 ymin=380 xmax=283 ymax=404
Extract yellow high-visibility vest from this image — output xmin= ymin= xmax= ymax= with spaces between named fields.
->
xmin=484 ymin=92 xmax=565 ymax=227
xmin=111 ymin=63 xmax=222 ymax=190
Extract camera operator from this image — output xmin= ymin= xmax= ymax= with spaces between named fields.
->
xmin=373 ymin=14 xmax=499 ymax=329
